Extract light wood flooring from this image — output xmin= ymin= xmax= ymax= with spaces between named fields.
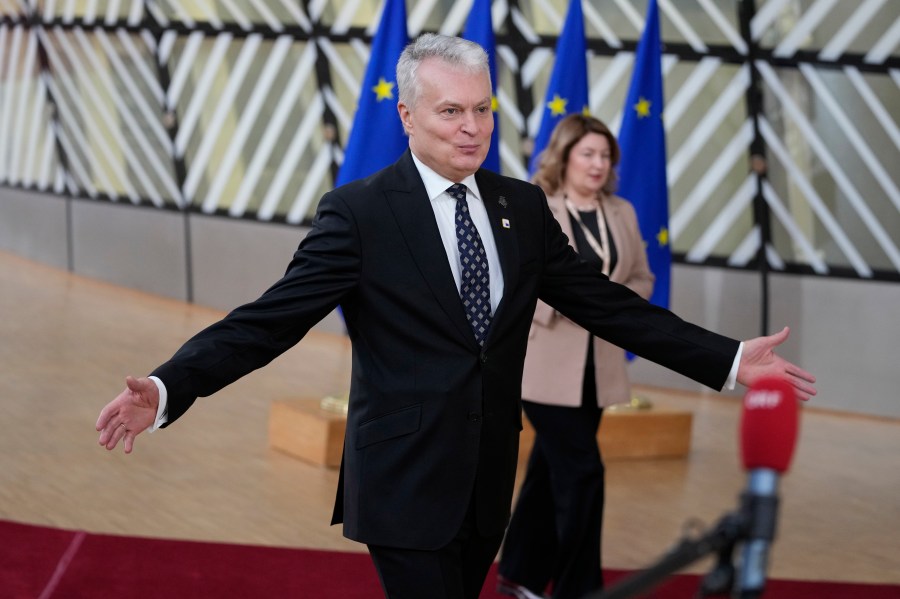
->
xmin=1 ymin=250 xmax=898 ymax=585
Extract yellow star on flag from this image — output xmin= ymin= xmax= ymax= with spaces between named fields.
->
xmin=372 ymin=78 xmax=395 ymax=102
xmin=547 ymin=94 xmax=568 ymax=116
xmin=634 ymin=96 xmax=651 ymax=118
xmin=656 ymin=226 xmax=669 ymax=247
xmin=491 ymin=95 xmax=498 ymax=112
xmin=581 ymin=105 xmax=591 ymax=116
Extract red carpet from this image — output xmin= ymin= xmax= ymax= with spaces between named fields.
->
xmin=3 ymin=519 xmax=897 ymax=598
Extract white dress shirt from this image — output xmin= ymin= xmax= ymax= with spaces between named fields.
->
xmin=410 ymin=152 xmax=504 ymax=314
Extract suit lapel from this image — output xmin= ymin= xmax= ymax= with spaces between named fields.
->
xmin=476 ymin=170 xmax=520 ymax=331
xmin=384 ymin=152 xmax=475 ymax=346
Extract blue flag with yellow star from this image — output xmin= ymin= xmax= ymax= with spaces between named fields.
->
xmin=462 ymin=0 xmax=500 ymax=173
xmin=336 ymin=0 xmax=409 ymax=186
xmin=529 ymin=0 xmax=588 ymax=176
xmin=617 ymin=0 xmax=670 ymax=310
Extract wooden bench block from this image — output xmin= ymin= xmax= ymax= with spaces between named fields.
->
xmin=269 ymin=399 xmax=693 ymax=468
xmin=269 ymin=398 xmax=346 ymax=467
xmin=519 ymin=405 xmax=693 ymax=460
xmin=602 ymin=406 xmax=693 ymax=459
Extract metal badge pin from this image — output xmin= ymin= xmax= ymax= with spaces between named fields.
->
xmin=498 ymin=196 xmax=508 ymax=208
xmin=501 ymin=218 xmax=511 ymax=229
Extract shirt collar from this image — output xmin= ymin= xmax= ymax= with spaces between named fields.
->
xmin=410 ymin=151 xmax=482 ymax=203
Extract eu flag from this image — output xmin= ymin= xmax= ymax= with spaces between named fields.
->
xmin=336 ymin=0 xmax=409 ymax=186
xmin=529 ymin=0 xmax=588 ymax=175
xmin=617 ymin=0 xmax=670 ymax=310
xmin=462 ymin=0 xmax=500 ymax=173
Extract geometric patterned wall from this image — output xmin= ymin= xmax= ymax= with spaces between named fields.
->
xmin=1 ymin=0 xmax=898 ymax=281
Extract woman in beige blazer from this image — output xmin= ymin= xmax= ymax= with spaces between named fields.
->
xmin=498 ymin=115 xmax=654 ymax=599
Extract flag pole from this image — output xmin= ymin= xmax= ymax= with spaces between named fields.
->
xmin=738 ymin=0 xmax=771 ymax=336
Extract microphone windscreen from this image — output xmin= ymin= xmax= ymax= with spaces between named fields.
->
xmin=740 ymin=377 xmax=799 ymax=473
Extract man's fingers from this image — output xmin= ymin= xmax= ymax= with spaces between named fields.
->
xmin=782 ymin=360 xmax=816 ymax=401
xmin=782 ymin=361 xmax=817 ymax=401
xmin=105 ymin=422 xmax=129 ymax=450
xmin=100 ymin=421 xmax=120 ymax=448
xmin=125 ymin=375 xmax=148 ymax=393
xmin=786 ymin=362 xmax=816 ymax=384
xmin=98 ymin=418 xmax=117 ymax=445
xmin=97 ymin=376 xmax=146 ymax=446
xmin=96 ymin=400 xmax=120 ymax=431
xmin=770 ymin=326 xmax=790 ymax=345
xmin=97 ymin=380 xmax=136 ymax=431
xmin=102 ymin=425 xmax=119 ymax=450
xmin=791 ymin=377 xmax=817 ymax=400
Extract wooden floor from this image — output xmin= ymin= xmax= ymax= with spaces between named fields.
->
xmin=1 ymin=250 xmax=898 ymax=586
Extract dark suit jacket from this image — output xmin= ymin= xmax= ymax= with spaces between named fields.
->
xmin=152 ymin=150 xmax=738 ymax=551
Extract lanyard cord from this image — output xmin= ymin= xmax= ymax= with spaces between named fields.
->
xmin=564 ymin=197 xmax=611 ymax=276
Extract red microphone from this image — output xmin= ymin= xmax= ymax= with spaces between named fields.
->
xmin=736 ymin=377 xmax=800 ymax=598
xmin=741 ymin=376 xmax=799 ymax=473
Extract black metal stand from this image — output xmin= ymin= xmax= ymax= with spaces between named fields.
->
xmin=583 ymin=511 xmax=745 ymax=599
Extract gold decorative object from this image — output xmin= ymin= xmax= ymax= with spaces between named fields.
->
xmin=608 ymin=394 xmax=654 ymax=412
xmin=320 ymin=394 xmax=349 ymax=415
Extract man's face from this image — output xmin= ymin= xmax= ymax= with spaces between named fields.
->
xmin=398 ymin=58 xmax=494 ymax=182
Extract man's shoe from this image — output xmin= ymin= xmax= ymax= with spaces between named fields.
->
xmin=496 ymin=575 xmax=547 ymax=599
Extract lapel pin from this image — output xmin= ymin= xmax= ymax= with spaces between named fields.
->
xmin=498 ymin=196 xmax=508 ymax=208
xmin=502 ymin=218 xmax=511 ymax=229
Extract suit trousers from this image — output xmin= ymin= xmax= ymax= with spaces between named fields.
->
xmin=499 ymin=344 xmax=605 ymax=598
xmin=367 ymin=492 xmax=506 ymax=599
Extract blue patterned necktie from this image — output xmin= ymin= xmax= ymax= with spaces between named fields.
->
xmin=448 ymin=184 xmax=492 ymax=346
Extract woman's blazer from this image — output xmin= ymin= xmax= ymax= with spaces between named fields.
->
xmin=522 ymin=192 xmax=655 ymax=407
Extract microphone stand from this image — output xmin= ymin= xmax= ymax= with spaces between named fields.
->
xmin=583 ymin=511 xmax=745 ymax=599
xmin=697 ymin=529 xmax=738 ymax=597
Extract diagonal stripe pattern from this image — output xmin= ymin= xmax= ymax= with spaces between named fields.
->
xmin=449 ymin=183 xmax=492 ymax=346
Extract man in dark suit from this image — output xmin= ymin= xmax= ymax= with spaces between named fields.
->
xmin=96 ymin=34 xmax=815 ymax=599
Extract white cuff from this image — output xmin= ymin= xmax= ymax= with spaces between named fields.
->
xmin=724 ymin=342 xmax=744 ymax=391
xmin=148 ymin=376 xmax=169 ymax=432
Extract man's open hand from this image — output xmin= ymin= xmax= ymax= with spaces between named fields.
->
xmin=96 ymin=376 xmax=160 ymax=454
